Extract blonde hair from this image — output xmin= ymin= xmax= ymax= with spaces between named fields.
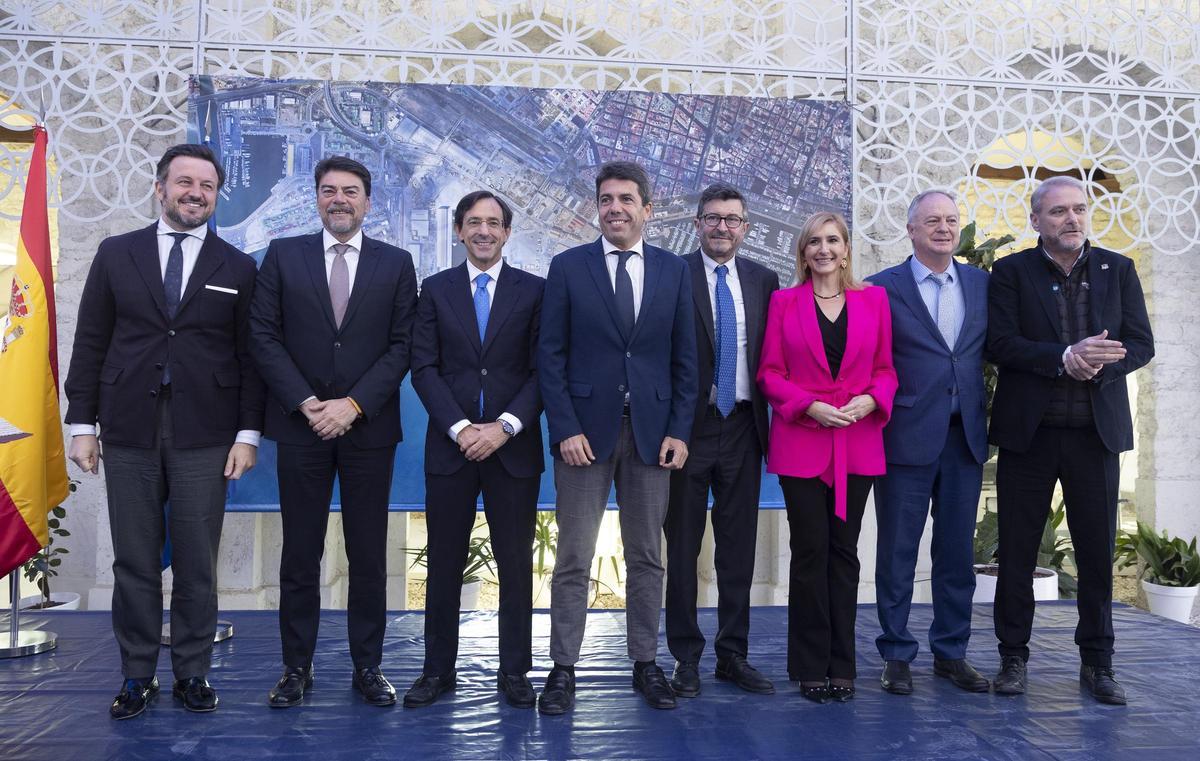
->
xmin=795 ymin=211 xmax=862 ymax=290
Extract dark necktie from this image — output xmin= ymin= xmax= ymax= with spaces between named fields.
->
xmin=615 ymin=250 xmax=635 ymax=337
xmin=714 ymin=264 xmax=737 ymax=416
xmin=162 ymin=232 xmax=188 ymax=385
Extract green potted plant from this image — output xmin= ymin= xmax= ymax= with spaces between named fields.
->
xmin=973 ymin=499 xmax=1076 ymax=602
xmin=20 ymin=480 xmax=80 ymax=610
xmin=1114 ymin=521 xmax=1200 ymax=623
xmin=405 ymin=526 xmax=497 ymax=610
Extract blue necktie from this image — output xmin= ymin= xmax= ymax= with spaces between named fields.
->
xmin=162 ymin=232 xmax=188 ymax=384
xmin=714 ymin=264 xmax=737 ymax=417
xmin=474 ymin=272 xmax=491 ymax=416
xmin=930 ymin=271 xmax=961 ymax=412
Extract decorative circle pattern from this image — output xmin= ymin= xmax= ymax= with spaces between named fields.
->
xmin=0 ymin=1 xmax=1196 ymax=256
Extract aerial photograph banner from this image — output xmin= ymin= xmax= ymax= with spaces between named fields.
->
xmin=188 ymin=76 xmax=853 ymax=510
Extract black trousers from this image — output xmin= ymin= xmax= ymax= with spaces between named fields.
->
xmin=423 ymin=457 xmax=538 ymax=676
xmin=781 ymin=474 xmax=873 ymax=681
xmin=665 ymin=405 xmax=762 ymax=663
xmin=994 ymin=425 xmax=1120 ymax=667
xmin=276 ymin=439 xmax=395 ymax=670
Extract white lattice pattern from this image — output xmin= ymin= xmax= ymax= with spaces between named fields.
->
xmin=0 ymin=0 xmax=1196 ymax=256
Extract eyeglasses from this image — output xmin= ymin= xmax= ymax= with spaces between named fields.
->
xmin=698 ymin=214 xmax=746 ymax=230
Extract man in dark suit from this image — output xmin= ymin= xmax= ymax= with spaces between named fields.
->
xmin=65 ymin=144 xmax=264 ymax=719
xmin=537 ymin=160 xmax=697 ymax=714
xmin=405 ymin=191 xmax=544 ymax=709
xmin=868 ymin=190 xmax=991 ymax=696
xmin=250 ymin=156 xmax=417 ymax=708
xmin=664 ymin=182 xmax=778 ymax=698
xmin=988 ymin=176 xmax=1153 ymax=705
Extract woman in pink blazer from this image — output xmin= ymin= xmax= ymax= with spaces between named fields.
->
xmin=757 ymin=211 xmax=897 ymax=703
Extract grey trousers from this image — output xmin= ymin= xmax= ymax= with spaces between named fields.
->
xmin=549 ymin=417 xmax=670 ymax=664
xmin=103 ymin=394 xmax=230 ymax=680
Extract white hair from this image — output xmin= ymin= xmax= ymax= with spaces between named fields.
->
xmin=906 ymin=189 xmax=958 ymax=225
xmin=1030 ymin=176 xmax=1086 ymax=214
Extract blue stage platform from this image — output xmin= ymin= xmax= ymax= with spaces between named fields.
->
xmin=2 ymin=603 xmax=1198 ymax=760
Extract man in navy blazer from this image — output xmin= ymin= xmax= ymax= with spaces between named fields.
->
xmin=250 ymin=156 xmax=417 ymax=708
xmin=537 ymin=161 xmax=697 ymax=714
xmin=868 ymin=190 xmax=992 ymax=696
xmin=405 ymin=191 xmax=544 ymax=709
xmin=988 ymin=177 xmax=1153 ymax=705
xmin=65 ymin=144 xmax=264 ymax=718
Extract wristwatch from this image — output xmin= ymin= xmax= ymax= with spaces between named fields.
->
xmin=500 ymin=419 xmax=516 ymax=437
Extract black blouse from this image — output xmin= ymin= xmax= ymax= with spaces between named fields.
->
xmin=816 ymin=299 xmax=848 ymax=378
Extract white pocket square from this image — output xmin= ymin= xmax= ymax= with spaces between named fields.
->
xmin=205 ymin=284 xmax=238 ymax=295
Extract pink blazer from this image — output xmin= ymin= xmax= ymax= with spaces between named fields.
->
xmin=756 ymin=282 xmax=898 ymax=519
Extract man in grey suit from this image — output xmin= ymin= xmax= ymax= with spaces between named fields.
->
xmin=665 ymin=182 xmax=778 ymax=698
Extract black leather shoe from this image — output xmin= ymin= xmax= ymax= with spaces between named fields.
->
xmin=538 ymin=666 xmax=575 ymax=715
xmin=715 ymin=655 xmax=775 ymax=694
xmin=353 ymin=666 xmax=396 ymax=706
xmin=497 ymin=671 xmax=536 ymax=709
xmin=799 ymin=681 xmax=831 ymax=704
xmin=110 ymin=677 xmax=159 ymax=720
xmin=880 ymin=660 xmax=913 ymax=695
xmin=670 ymin=661 xmax=701 ymax=698
xmin=993 ymin=656 xmax=1027 ymax=696
xmin=632 ymin=663 xmax=677 ymax=709
xmin=172 ymin=676 xmax=218 ymax=712
xmin=828 ymin=682 xmax=855 ymax=702
xmin=403 ymin=671 xmax=456 ymax=708
xmin=1080 ymin=665 xmax=1126 ymax=706
xmin=268 ymin=665 xmax=313 ymax=708
xmin=933 ymin=658 xmax=990 ymax=693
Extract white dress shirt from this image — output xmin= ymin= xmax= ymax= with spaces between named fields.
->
xmin=601 ymin=237 xmax=645 ymax=321
xmin=70 ymin=217 xmax=260 ymax=446
xmin=701 ymin=252 xmax=752 ymax=403
xmin=322 ymin=228 xmax=363 ymax=288
xmin=447 ymin=258 xmax=525 ymax=442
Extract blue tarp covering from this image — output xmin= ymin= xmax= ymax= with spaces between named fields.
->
xmin=1 ymin=603 xmax=1197 ymax=759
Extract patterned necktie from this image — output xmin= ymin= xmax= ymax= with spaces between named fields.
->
xmin=714 ymin=264 xmax=737 ymax=416
xmin=930 ymin=271 xmax=958 ymax=348
xmin=329 ymin=243 xmax=350 ymax=328
xmin=474 ymin=272 xmax=491 ymax=416
xmin=614 ymin=250 xmax=635 ymax=337
xmin=161 ymin=232 xmax=188 ymax=385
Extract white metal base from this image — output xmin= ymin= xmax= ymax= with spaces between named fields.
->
xmin=0 ymin=630 xmax=57 ymax=658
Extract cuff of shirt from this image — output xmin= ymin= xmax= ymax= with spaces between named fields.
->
xmin=235 ymin=430 xmax=261 ymax=447
xmin=448 ymin=419 xmax=471 ymax=442
xmin=69 ymin=424 xmax=97 ymax=437
xmin=498 ymin=412 xmax=523 ymax=435
xmin=298 ymin=395 xmax=317 ymax=410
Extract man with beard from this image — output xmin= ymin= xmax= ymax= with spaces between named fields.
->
xmin=664 ymin=182 xmax=778 ymax=698
xmin=537 ymin=160 xmax=697 ymax=714
xmin=406 ymin=191 xmax=544 ymax=709
xmin=65 ymin=143 xmax=264 ymax=719
xmin=250 ymin=156 xmax=417 ymax=708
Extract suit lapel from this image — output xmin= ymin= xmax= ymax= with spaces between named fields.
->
xmin=1024 ymin=251 xmax=1062 ymax=336
xmin=840 ymin=288 xmax=864 ymax=374
xmin=628 ymin=245 xmax=663 ymax=345
xmin=340 ymin=236 xmax=380 ymax=330
xmin=690 ymin=252 xmax=715 ymax=352
xmin=129 ymin=224 xmax=168 ymax=320
xmin=176 ymin=233 xmax=223 ymax=315
xmin=891 ymin=258 xmax=949 ymax=352
xmin=736 ymin=257 xmax=763 ymax=373
xmin=448 ymin=262 xmax=482 ymax=355
xmin=1086 ymin=247 xmax=1109 ymax=334
xmin=952 ymin=264 xmax=982 ymax=351
xmin=796 ymin=282 xmax=832 ymax=377
xmin=585 ymin=240 xmax=626 ymax=339
xmin=481 ymin=263 xmax=518 ymax=355
xmin=304 ymin=233 xmax=338 ymax=331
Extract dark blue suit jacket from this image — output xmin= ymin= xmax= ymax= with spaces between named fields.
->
xmin=868 ymin=257 xmax=989 ymax=466
xmin=411 ymin=261 xmax=545 ymax=478
xmin=987 ymin=243 xmax=1153 ymax=454
xmin=249 ymin=232 xmax=417 ymax=448
xmin=538 ymin=238 xmax=698 ymax=465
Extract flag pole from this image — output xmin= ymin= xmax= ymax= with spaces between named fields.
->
xmin=1 ymin=571 xmax=56 ymax=658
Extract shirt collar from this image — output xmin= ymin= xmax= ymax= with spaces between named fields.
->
xmin=323 ymin=228 xmax=363 ymax=254
xmin=700 ymin=250 xmax=737 ymax=278
xmin=466 ymin=257 xmax=504 ymax=284
xmin=1039 ymin=238 xmax=1090 ymax=275
xmin=157 ymin=218 xmax=209 ymax=242
xmin=601 ymin=237 xmax=644 ymax=257
xmin=910 ymin=253 xmax=956 ymax=284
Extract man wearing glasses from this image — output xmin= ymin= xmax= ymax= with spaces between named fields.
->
xmin=664 ymin=183 xmax=779 ymax=698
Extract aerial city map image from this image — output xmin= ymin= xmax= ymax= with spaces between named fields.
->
xmin=187 ymin=77 xmax=851 ymax=508
xmin=189 ymin=77 xmax=852 ymax=284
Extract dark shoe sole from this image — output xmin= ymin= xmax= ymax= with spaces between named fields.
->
xmin=993 ymin=684 xmax=1026 ymax=696
xmin=498 ymin=686 xmax=536 ymax=709
xmin=172 ymin=691 xmax=218 ymax=713
xmin=537 ymin=697 xmax=573 ymax=716
xmin=361 ymin=694 xmax=397 ymax=707
xmin=715 ymin=671 xmax=775 ymax=695
xmin=933 ymin=670 xmax=991 ymax=693
xmin=403 ymin=683 xmax=454 ymax=708
xmin=1080 ymin=679 xmax=1126 ymax=706
xmin=670 ymin=681 xmax=701 ymax=698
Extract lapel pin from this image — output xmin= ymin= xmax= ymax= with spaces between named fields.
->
xmin=1100 ymin=263 xmax=1109 ymax=270
xmin=1051 ymin=284 xmax=1059 ymax=291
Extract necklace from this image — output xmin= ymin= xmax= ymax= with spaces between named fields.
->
xmin=813 ymin=289 xmax=843 ymax=300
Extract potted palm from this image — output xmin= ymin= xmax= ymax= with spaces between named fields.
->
xmin=973 ymin=501 xmax=1074 ymax=603
xmin=19 ymin=481 xmax=80 ymax=610
xmin=1114 ymin=521 xmax=1200 ymax=623
xmin=405 ymin=529 xmax=497 ymax=610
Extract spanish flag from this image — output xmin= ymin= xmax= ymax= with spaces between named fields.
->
xmin=0 ymin=125 xmax=69 ymax=578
